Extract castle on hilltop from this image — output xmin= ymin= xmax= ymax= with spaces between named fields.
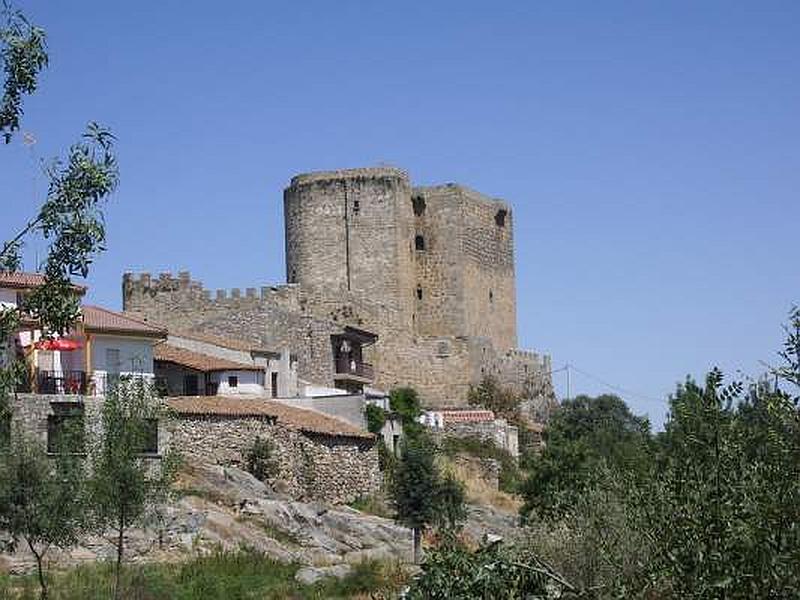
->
xmin=123 ymin=167 xmax=554 ymax=414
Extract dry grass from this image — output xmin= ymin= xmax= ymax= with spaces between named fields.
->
xmin=442 ymin=457 xmax=522 ymax=514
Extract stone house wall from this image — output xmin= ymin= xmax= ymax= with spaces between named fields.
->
xmin=440 ymin=419 xmax=520 ymax=459
xmin=9 ymin=393 xmax=170 ymax=462
xmin=167 ymin=415 xmax=380 ymax=505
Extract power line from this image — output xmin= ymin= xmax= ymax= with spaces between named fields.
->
xmin=556 ymin=363 xmax=666 ymax=406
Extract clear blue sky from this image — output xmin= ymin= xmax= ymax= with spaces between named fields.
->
xmin=4 ymin=1 xmax=799 ymax=428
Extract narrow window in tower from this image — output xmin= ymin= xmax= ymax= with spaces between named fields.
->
xmin=489 ymin=290 xmax=494 ymax=303
xmin=353 ymin=200 xmax=360 ymax=214
xmin=412 ymin=195 xmax=426 ymax=217
xmin=415 ymin=235 xmax=425 ymax=251
xmin=495 ymin=209 xmax=507 ymax=227
xmin=416 ymin=285 xmax=423 ymax=301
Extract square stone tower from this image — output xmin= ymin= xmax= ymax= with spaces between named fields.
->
xmin=283 ymin=167 xmax=538 ymax=408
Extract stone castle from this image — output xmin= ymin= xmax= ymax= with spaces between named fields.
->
xmin=123 ymin=167 xmax=554 ymax=413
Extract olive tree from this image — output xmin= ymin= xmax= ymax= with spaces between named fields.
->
xmin=0 ymin=426 xmax=88 ymax=599
xmin=88 ymin=377 xmax=178 ymax=600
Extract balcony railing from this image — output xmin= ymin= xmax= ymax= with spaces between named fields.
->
xmin=36 ymin=370 xmax=88 ymax=395
xmin=334 ymin=358 xmax=374 ymax=380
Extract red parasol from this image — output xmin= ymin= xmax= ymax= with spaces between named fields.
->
xmin=34 ymin=338 xmax=82 ymax=351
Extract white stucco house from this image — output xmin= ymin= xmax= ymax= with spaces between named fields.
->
xmin=1 ymin=271 xmax=166 ymax=396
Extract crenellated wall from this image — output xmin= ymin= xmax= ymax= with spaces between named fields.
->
xmin=123 ymin=272 xmax=341 ymax=386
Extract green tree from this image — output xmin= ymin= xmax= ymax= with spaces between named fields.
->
xmin=88 ymin=377 xmax=178 ymax=600
xmin=388 ymin=386 xmax=424 ymax=438
xmin=390 ymin=433 xmax=439 ymax=563
xmin=0 ymin=2 xmax=118 ymax=420
xmin=364 ymin=402 xmax=387 ymax=435
xmin=638 ymin=364 xmax=800 ymax=597
xmin=432 ymin=471 xmax=467 ymax=538
xmin=467 ymin=375 xmax=522 ymax=423
xmin=0 ymin=427 xmax=87 ymax=599
xmin=406 ymin=541 xmax=550 ymax=600
xmin=1 ymin=0 xmax=47 ymax=143
xmin=520 ymin=393 xmax=653 ymax=519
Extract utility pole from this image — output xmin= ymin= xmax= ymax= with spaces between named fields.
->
xmin=565 ymin=363 xmax=571 ymax=402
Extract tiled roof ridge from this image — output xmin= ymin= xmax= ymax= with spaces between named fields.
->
xmin=0 ymin=271 xmax=87 ymax=292
xmin=168 ymin=328 xmax=276 ymax=354
xmin=82 ymin=304 xmax=167 ymax=332
xmin=80 ymin=305 xmax=167 ymax=336
xmin=166 ymin=396 xmax=373 ymax=439
xmin=154 ymin=344 xmax=262 ymax=372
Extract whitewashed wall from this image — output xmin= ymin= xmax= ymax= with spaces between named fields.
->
xmin=0 ymin=288 xmax=17 ymax=309
xmin=209 ymin=369 xmax=265 ymax=396
xmin=90 ymin=335 xmax=155 ymax=395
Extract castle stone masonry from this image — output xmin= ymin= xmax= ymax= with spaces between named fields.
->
xmin=123 ymin=167 xmax=553 ymax=411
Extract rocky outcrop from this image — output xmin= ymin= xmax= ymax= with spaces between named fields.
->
xmin=0 ymin=460 xmax=523 ymax=576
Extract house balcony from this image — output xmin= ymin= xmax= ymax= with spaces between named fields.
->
xmin=334 ymin=358 xmax=374 ymax=384
xmin=35 ymin=370 xmax=88 ymax=396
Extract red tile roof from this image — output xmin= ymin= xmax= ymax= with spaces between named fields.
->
xmin=0 ymin=271 xmax=86 ymax=293
xmin=166 ymin=396 xmax=373 ymax=439
xmin=81 ymin=305 xmax=166 ymax=338
xmin=440 ymin=409 xmax=496 ymax=423
xmin=154 ymin=344 xmax=261 ymax=372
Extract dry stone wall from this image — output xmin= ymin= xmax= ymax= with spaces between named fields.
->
xmin=168 ymin=415 xmax=380 ymax=505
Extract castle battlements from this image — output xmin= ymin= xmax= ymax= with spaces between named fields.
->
xmin=123 ymin=272 xmax=301 ymax=312
xmin=289 ymin=166 xmax=409 ymax=188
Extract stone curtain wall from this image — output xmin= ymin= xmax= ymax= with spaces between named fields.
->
xmin=123 ymin=272 xmax=342 ymax=387
xmin=168 ymin=415 xmax=380 ymax=505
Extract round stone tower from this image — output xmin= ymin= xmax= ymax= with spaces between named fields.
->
xmin=283 ymin=167 xmax=415 ymax=332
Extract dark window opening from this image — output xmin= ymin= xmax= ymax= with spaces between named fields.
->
xmin=412 ymin=195 xmax=426 ymax=217
xmin=271 ymin=372 xmax=279 ymax=398
xmin=416 ymin=286 xmax=423 ymax=301
xmin=414 ymin=235 xmax=425 ymax=251
xmin=228 ymin=375 xmax=239 ymax=389
xmin=142 ymin=419 xmax=159 ymax=454
xmin=495 ymin=209 xmax=507 ymax=227
xmin=47 ymin=413 xmax=85 ymax=454
xmin=489 ymin=290 xmax=494 ymax=302
xmin=353 ymin=200 xmax=360 ymax=214
xmin=183 ymin=374 xmax=199 ymax=396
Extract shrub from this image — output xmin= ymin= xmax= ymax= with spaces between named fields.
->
xmin=365 ymin=403 xmax=387 ymax=435
xmin=245 ymin=436 xmax=278 ymax=482
xmin=442 ymin=435 xmax=521 ymax=494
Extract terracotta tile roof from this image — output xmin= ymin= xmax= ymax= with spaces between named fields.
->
xmin=440 ymin=409 xmax=496 ymax=423
xmin=154 ymin=344 xmax=262 ymax=373
xmin=0 ymin=271 xmax=86 ymax=293
xmin=168 ymin=329 xmax=277 ymax=355
xmin=166 ymin=396 xmax=373 ymax=439
xmin=81 ymin=305 xmax=166 ymax=338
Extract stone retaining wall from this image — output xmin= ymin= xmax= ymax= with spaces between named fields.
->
xmin=168 ymin=415 xmax=380 ymax=505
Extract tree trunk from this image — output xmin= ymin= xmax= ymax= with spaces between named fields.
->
xmin=113 ymin=523 xmax=124 ymax=600
xmin=412 ymin=527 xmax=422 ymax=564
xmin=27 ymin=541 xmax=48 ymax=600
